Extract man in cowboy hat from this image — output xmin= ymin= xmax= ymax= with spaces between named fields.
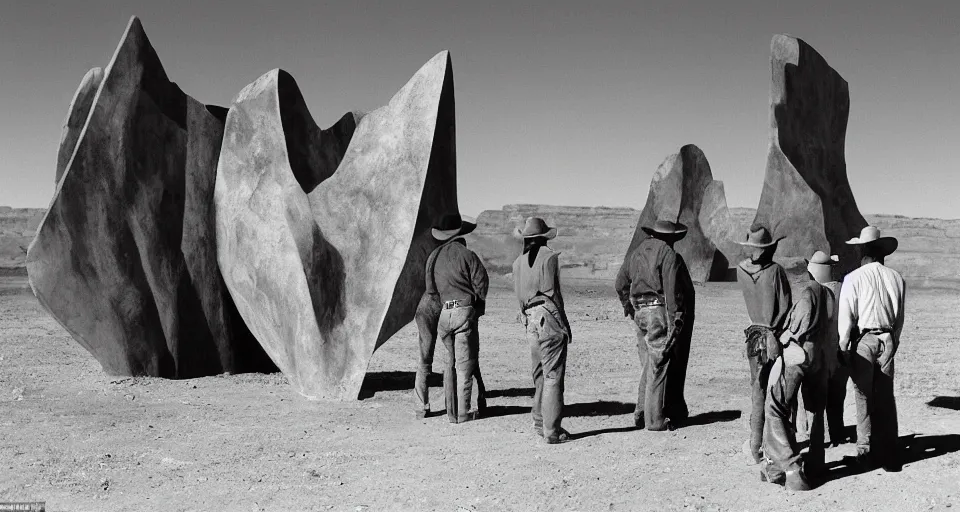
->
xmin=414 ymin=239 xmax=487 ymax=419
xmin=736 ymin=225 xmax=792 ymax=464
xmin=615 ymin=217 xmax=695 ymax=431
xmin=513 ymin=217 xmax=574 ymax=444
xmin=838 ymin=226 xmax=906 ymax=472
xmin=428 ymin=213 xmax=490 ymax=424
xmin=810 ymin=252 xmax=850 ymax=447
xmin=760 ymin=250 xmax=839 ymax=490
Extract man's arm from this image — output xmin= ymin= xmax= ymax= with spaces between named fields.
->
xmin=837 ymin=276 xmax=859 ymax=353
xmin=661 ymin=248 xmax=684 ymax=355
xmin=470 ymin=251 xmax=490 ymax=316
xmin=772 ymin=266 xmax=793 ymax=334
xmin=781 ymin=286 xmax=815 ymax=345
xmin=547 ymin=254 xmax=573 ymax=341
xmin=614 ymin=254 xmax=634 ymax=318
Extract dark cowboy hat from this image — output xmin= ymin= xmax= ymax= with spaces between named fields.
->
xmin=641 ymin=219 xmax=688 ymax=240
xmin=845 ymin=226 xmax=898 ymax=256
xmin=432 ymin=213 xmax=477 ymax=241
xmin=514 ymin=217 xmax=558 ymax=239
xmin=736 ymin=226 xmax=785 ymax=248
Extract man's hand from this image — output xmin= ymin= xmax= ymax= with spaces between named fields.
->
xmin=837 ymin=348 xmax=851 ymax=367
xmin=623 ymin=303 xmax=635 ymax=319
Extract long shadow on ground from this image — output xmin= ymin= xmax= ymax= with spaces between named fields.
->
xmin=928 ymin=396 xmax=960 ymax=411
xmin=679 ymin=409 xmax=742 ymax=428
xmin=818 ymin=434 xmax=960 ymax=486
xmin=358 ymin=371 xmax=441 ymax=399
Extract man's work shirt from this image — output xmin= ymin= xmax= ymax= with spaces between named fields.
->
xmin=426 ymin=238 xmax=489 ymax=307
xmin=513 ymin=245 xmax=571 ymax=336
xmin=837 ymin=262 xmax=906 ymax=352
xmin=615 ymin=237 xmax=693 ymax=333
xmin=781 ymin=280 xmax=833 ymax=368
xmin=737 ymin=259 xmax=792 ymax=332
xmin=513 ymin=246 xmax=563 ymax=308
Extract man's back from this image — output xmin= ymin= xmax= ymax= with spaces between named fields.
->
xmin=737 ymin=259 xmax=792 ymax=330
xmin=838 ymin=262 xmax=906 ymax=343
xmin=432 ymin=239 xmax=489 ymax=306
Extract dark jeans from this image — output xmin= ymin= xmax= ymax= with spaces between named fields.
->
xmin=438 ymin=306 xmax=481 ymax=422
xmin=526 ymin=302 xmax=569 ymax=440
xmin=633 ymin=304 xmax=689 ymax=431
xmin=764 ymin=344 xmax=827 ymax=475
xmin=826 ymin=365 xmax=849 ymax=444
xmin=850 ymin=332 xmax=899 ymax=465
xmin=415 ymin=295 xmax=484 ymax=414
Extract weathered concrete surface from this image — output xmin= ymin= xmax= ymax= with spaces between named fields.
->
xmin=699 ymin=180 xmax=746 ymax=276
xmin=216 ymin=51 xmax=457 ymax=400
xmin=753 ymin=35 xmax=867 ymax=277
xmin=56 ymin=67 xmax=104 ymax=184
xmin=625 ymin=145 xmax=728 ymax=282
xmin=27 ymin=16 xmax=274 ymax=378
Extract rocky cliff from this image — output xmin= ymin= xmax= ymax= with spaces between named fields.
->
xmin=468 ymin=204 xmax=960 ymax=289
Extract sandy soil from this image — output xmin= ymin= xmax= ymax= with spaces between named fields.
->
xmin=1 ymin=278 xmax=958 ymax=511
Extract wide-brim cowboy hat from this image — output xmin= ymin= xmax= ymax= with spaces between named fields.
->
xmin=845 ymin=226 xmax=898 ymax=255
xmin=736 ymin=226 xmax=785 ymax=248
xmin=432 ymin=213 xmax=477 ymax=241
xmin=514 ymin=216 xmax=557 ymax=239
xmin=805 ymin=250 xmax=838 ymax=281
xmin=641 ymin=219 xmax=688 ymax=240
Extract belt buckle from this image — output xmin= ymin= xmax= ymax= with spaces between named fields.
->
xmin=444 ymin=299 xmax=461 ymax=310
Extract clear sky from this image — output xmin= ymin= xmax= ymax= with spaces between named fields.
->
xmin=1 ymin=1 xmax=957 ymax=219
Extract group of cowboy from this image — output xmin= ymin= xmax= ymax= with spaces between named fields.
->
xmin=414 ymin=212 xmax=907 ymax=488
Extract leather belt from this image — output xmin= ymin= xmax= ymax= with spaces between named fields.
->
xmin=522 ymin=298 xmax=547 ymax=313
xmin=633 ymin=298 xmax=665 ymax=308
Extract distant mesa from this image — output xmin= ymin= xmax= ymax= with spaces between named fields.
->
xmin=27 ymin=16 xmax=275 ymax=378
xmin=625 ymin=144 xmax=729 ymax=283
xmin=215 ymin=51 xmax=458 ymax=400
xmin=752 ymin=34 xmax=867 ymax=277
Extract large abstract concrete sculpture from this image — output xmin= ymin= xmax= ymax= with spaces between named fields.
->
xmin=215 ymin=51 xmax=457 ymax=400
xmin=27 ymin=16 xmax=275 ymax=378
xmin=625 ymin=144 xmax=728 ymax=282
xmin=752 ymin=35 xmax=867 ymax=276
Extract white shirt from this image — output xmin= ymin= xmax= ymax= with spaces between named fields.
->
xmin=837 ymin=262 xmax=906 ymax=351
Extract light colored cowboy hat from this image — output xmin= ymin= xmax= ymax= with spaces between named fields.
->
xmin=641 ymin=218 xmax=688 ymax=240
xmin=736 ymin=226 xmax=786 ymax=248
xmin=805 ymin=250 xmax=838 ymax=282
xmin=845 ymin=226 xmax=898 ymax=255
xmin=514 ymin=217 xmax=557 ymax=239
xmin=432 ymin=213 xmax=477 ymax=241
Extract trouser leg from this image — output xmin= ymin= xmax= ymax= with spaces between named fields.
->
xmin=851 ymin=337 xmax=879 ymax=457
xmin=666 ymin=325 xmax=691 ymax=422
xmin=748 ymin=354 xmax=765 ymax=462
xmin=530 ymin=331 xmax=544 ymax=433
xmin=442 ymin=334 xmax=457 ymax=423
xmin=874 ymin=353 xmax=899 ymax=466
xmin=826 ymin=366 xmax=849 ymax=444
xmin=634 ymin=321 xmax=648 ymax=425
xmin=637 ymin=306 xmax=670 ymax=431
xmin=414 ymin=301 xmax=439 ymax=412
xmin=454 ymin=320 xmax=477 ymax=422
xmin=801 ymin=366 xmax=828 ymax=470
xmin=539 ymin=328 xmax=568 ymax=440
xmin=764 ymin=357 xmax=805 ymax=474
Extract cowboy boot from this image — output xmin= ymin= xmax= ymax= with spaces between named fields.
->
xmin=785 ymin=466 xmax=813 ymax=491
xmin=759 ymin=458 xmax=785 ymax=485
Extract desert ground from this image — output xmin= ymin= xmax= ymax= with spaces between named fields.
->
xmin=1 ymin=275 xmax=958 ymax=512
